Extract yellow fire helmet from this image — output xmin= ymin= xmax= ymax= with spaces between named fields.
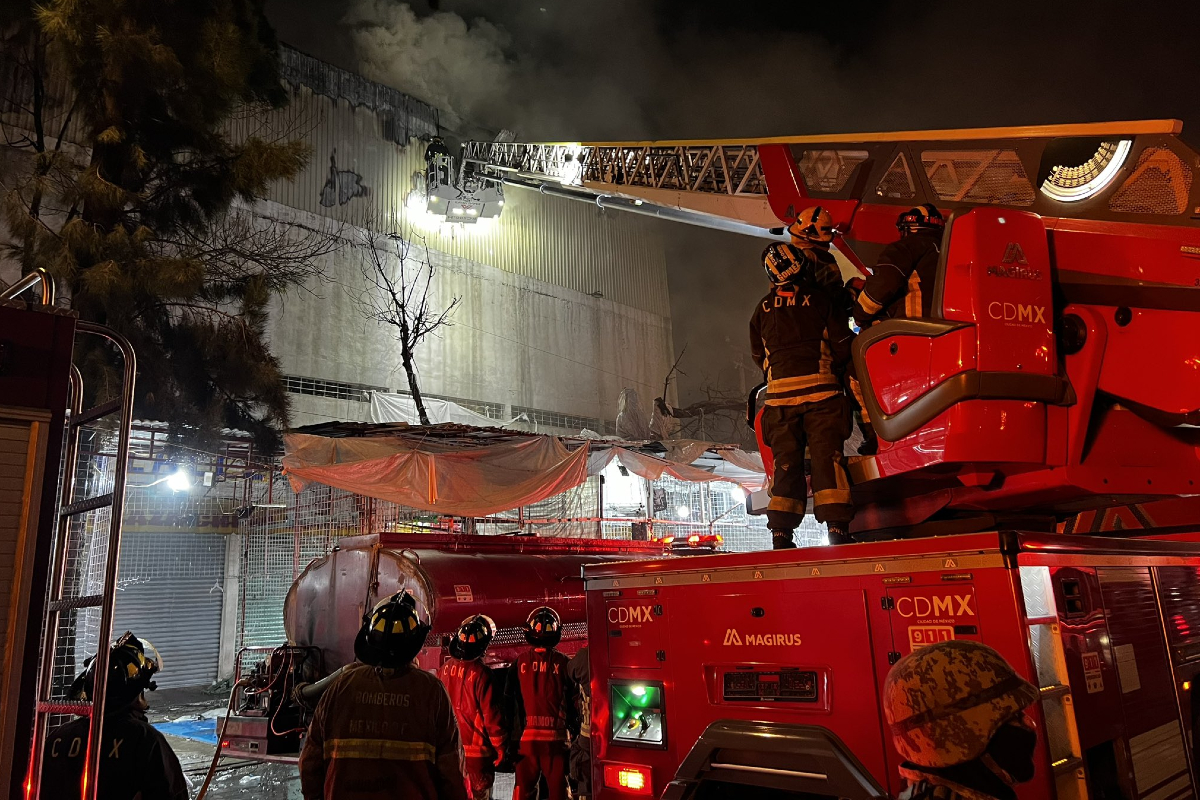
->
xmin=788 ymin=205 xmax=836 ymax=244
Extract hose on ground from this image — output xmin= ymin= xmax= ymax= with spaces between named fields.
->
xmin=194 ymin=678 xmax=247 ymax=800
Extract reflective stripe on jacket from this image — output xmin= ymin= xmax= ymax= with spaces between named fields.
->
xmin=750 ymin=281 xmax=853 ymax=407
xmin=299 ymin=662 xmax=468 ymax=800
xmin=438 ymin=659 xmax=506 ymax=760
xmin=506 ymin=649 xmax=575 ymax=744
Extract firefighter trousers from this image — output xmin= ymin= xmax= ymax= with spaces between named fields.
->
xmin=568 ymin=735 xmax=591 ymax=799
xmin=762 ymin=394 xmax=853 ymax=530
xmin=513 ymin=741 xmax=567 ymax=800
xmin=845 ymin=365 xmax=877 ymax=451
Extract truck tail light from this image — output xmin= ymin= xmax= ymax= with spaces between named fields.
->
xmin=604 ymin=762 xmax=652 ymax=795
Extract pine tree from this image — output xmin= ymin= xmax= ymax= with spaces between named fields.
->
xmin=1 ymin=0 xmax=328 ymax=449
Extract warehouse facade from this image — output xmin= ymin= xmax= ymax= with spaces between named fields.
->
xmin=249 ymin=47 xmax=676 ymax=433
xmin=2 ymin=46 xmax=677 ymax=688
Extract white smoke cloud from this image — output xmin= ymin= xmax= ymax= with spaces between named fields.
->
xmin=342 ymin=0 xmax=517 ymax=132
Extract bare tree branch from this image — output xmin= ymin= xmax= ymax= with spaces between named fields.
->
xmin=660 ymin=342 xmax=688 ymax=403
xmin=354 ymin=224 xmax=460 ymax=425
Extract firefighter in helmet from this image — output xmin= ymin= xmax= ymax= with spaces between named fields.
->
xmin=884 ymin=640 xmax=1041 ymax=800
xmin=786 ymin=206 xmax=853 ymax=312
xmin=40 ymin=632 xmax=188 ymax=800
xmin=853 ymin=203 xmax=945 ymax=326
xmin=300 ymin=591 xmax=468 ymax=800
xmin=752 ymin=239 xmax=856 ymax=547
xmin=505 ymin=606 xmax=577 ymax=800
xmin=437 ymin=615 xmax=507 ymax=800
xmin=847 ymin=203 xmax=946 ymax=454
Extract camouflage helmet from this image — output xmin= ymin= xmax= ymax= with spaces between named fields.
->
xmin=883 ymin=640 xmax=1039 ymax=768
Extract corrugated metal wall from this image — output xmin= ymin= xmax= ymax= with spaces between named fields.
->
xmin=112 ymin=532 xmax=227 ymax=689
xmin=227 ymin=51 xmax=672 ymax=317
xmin=2 ymin=47 xmax=672 ymax=317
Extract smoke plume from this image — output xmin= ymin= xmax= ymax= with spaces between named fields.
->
xmin=268 ymin=0 xmax=1200 ymax=410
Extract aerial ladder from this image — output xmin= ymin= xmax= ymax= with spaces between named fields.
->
xmin=464 ymin=120 xmax=1200 ymax=534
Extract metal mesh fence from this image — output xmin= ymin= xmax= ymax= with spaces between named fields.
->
xmin=41 ymin=421 xmax=266 ymax=717
xmin=236 ymin=463 xmax=832 ymax=653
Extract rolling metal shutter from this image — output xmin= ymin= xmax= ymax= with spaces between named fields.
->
xmin=112 ymin=531 xmax=226 ymax=689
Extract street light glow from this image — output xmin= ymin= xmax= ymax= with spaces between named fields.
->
xmin=166 ymin=469 xmax=192 ymax=493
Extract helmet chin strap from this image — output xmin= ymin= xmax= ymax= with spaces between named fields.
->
xmin=979 ymin=753 xmax=1020 ymax=788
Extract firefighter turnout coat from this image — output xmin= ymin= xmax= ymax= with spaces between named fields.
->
xmin=853 ymin=229 xmax=942 ymax=327
xmin=505 ymin=648 xmax=576 ymax=745
xmin=437 ymin=658 xmax=506 ymax=762
xmin=299 ymin=662 xmax=468 ymax=800
xmin=750 ymin=281 xmax=853 ymax=408
xmin=40 ymin=708 xmax=189 ymax=800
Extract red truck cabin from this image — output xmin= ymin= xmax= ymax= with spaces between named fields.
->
xmin=583 ymin=532 xmax=1200 ymax=800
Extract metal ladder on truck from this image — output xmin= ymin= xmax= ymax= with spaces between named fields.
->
xmin=13 ymin=271 xmax=138 ymax=800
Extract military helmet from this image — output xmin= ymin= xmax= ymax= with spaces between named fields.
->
xmin=449 ymin=614 xmax=496 ymax=661
xmin=524 ymin=606 xmax=562 ymax=649
xmin=68 ymin=631 xmax=159 ymax=708
xmin=883 ymin=640 xmax=1039 ymax=768
xmin=354 ymin=591 xmax=431 ymax=668
xmin=896 ymin=203 xmax=946 ymax=235
xmin=762 ymin=243 xmax=810 ymax=286
xmin=788 ymin=206 xmax=836 ymax=244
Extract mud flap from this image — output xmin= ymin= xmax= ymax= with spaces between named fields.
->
xmin=661 ymin=719 xmax=886 ymax=800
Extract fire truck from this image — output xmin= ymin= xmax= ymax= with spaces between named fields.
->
xmin=461 ymin=119 xmax=1200 ymax=799
xmin=583 ymin=532 xmax=1200 ymax=800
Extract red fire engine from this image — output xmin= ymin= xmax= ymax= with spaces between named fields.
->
xmin=469 ymin=119 xmax=1200 ymax=529
xmin=584 ymin=532 xmax=1200 ymax=800
xmin=456 ymin=119 xmax=1200 ymax=799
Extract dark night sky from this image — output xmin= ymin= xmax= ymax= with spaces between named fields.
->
xmin=268 ymin=0 xmax=1200 ymax=410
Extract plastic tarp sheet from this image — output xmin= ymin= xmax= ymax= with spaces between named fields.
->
xmin=587 ymin=447 xmax=766 ymax=492
xmin=371 ymin=392 xmax=523 ymax=427
xmin=282 ymin=433 xmax=589 ymax=517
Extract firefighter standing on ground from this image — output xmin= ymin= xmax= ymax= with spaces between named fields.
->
xmin=40 ymin=631 xmax=188 ymax=800
xmin=438 ymin=615 xmax=507 ymax=800
xmin=884 ymin=640 xmax=1040 ymax=800
xmin=505 ymin=606 xmax=577 ymax=800
xmin=751 ymin=215 xmax=856 ymax=547
xmin=299 ymin=591 xmax=468 ymax=800
xmin=566 ymin=646 xmax=592 ymax=800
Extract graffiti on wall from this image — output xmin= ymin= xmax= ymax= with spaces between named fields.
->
xmin=320 ymin=149 xmax=369 ymax=207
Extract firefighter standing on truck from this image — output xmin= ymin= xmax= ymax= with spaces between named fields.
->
xmin=785 ymin=207 xmax=852 ymax=313
xmin=884 ymin=640 xmax=1040 ymax=800
xmin=785 ymin=206 xmax=874 ymax=455
xmin=752 ymin=226 xmax=856 ymax=547
xmin=853 ymin=203 xmax=945 ymax=327
xmin=438 ymin=615 xmax=507 ymax=800
xmin=40 ymin=632 xmax=188 ymax=800
xmin=299 ymin=591 xmax=468 ymax=800
xmin=505 ymin=606 xmax=577 ymax=800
